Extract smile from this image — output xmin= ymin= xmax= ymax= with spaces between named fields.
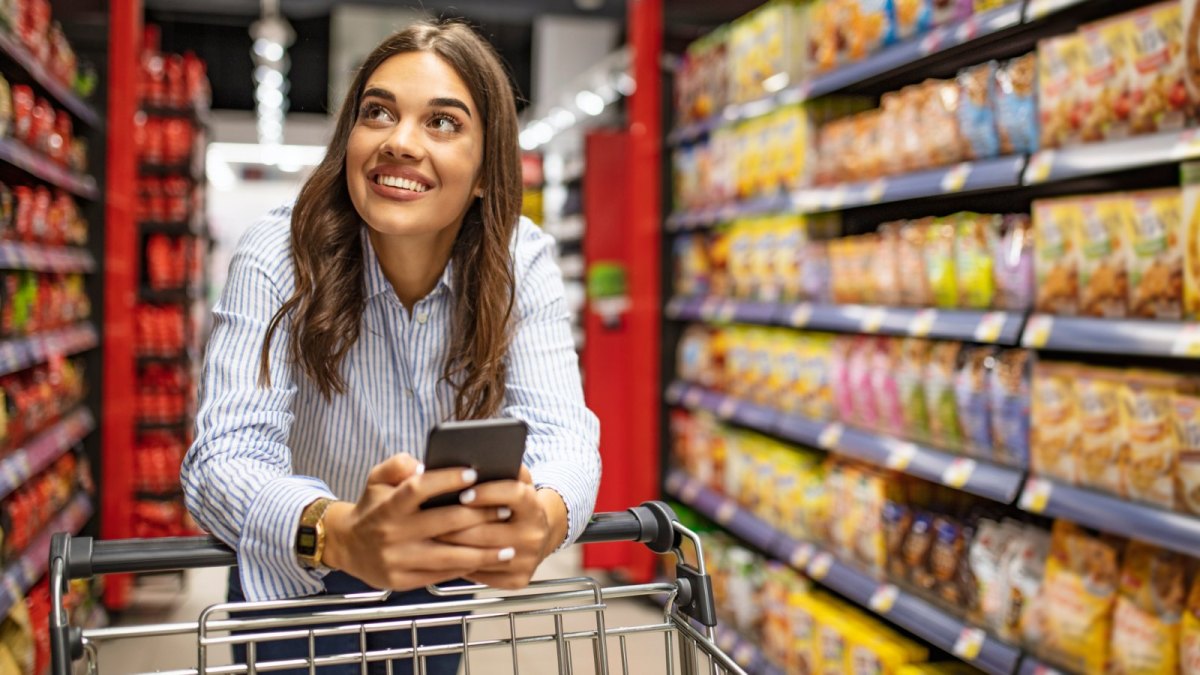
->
xmin=374 ymin=174 xmax=430 ymax=192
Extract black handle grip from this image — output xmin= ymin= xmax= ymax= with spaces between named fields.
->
xmin=55 ymin=502 xmax=681 ymax=580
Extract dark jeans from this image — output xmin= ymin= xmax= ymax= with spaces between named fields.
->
xmin=226 ymin=569 xmax=466 ymax=675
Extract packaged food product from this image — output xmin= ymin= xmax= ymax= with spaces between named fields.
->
xmin=1038 ymin=34 xmax=1086 ymax=149
xmin=1110 ymin=540 xmax=1185 ymax=675
xmin=788 ymin=591 xmax=824 ymax=674
xmin=1185 ymin=0 xmax=1200 ymax=117
xmin=728 ymin=221 xmax=755 ymax=300
xmin=1177 ymin=392 xmax=1200 ymax=515
xmin=672 ymin=234 xmax=710 ymax=298
xmin=849 ymin=336 xmax=881 ymax=430
xmin=1031 ymin=361 xmax=1081 ymax=484
xmin=1125 ymin=188 xmax=1184 ymax=319
xmin=957 ymin=62 xmax=1000 ymax=160
xmin=1074 ymin=367 xmax=1126 ymax=496
xmin=899 ymin=220 xmax=934 ymax=306
xmin=884 ymin=500 xmax=915 ymax=581
xmin=898 ymin=338 xmax=933 ymax=443
xmin=998 ymin=523 xmax=1051 ymax=646
xmin=994 ymin=214 xmax=1035 ymax=312
xmin=930 ymin=517 xmax=971 ymax=607
xmin=956 ymin=213 xmax=999 ymax=309
xmin=1078 ymin=15 xmax=1134 ymax=142
xmin=846 ymin=618 xmax=929 ymax=674
xmin=1182 ymin=163 xmax=1200 ymax=320
xmin=955 ymin=346 xmax=995 ymax=459
xmin=925 ymin=218 xmax=958 ymax=309
xmin=1127 ymin=1 xmax=1191 ymax=135
xmin=872 ymin=338 xmax=905 ymax=437
xmin=923 ymin=79 xmax=969 ymax=168
xmin=989 ymin=349 xmax=1031 ymax=468
xmin=1078 ymin=195 xmax=1132 ymax=318
xmin=925 ymin=342 xmax=963 ymax=451
xmin=1120 ymin=372 xmax=1183 ymax=509
xmin=1183 ymin=569 xmax=1200 ymax=675
xmin=750 ymin=218 xmax=779 ymax=301
xmin=808 ymin=0 xmax=844 ymax=74
xmin=893 ymin=0 xmax=933 ymax=41
xmin=845 ymin=0 xmax=896 ymax=63
xmin=1039 ymin=521 xmax=1121 ymax=673
xmin=874 ymin=223 xmax=903 ymax=307
xmin=831 ymin=336 xmax=858 ymax=424
xmin=994 ymin=53 xmax=1040 ymax=155
xmin=1033 ymin=197 xmax=1082 ymax=315
xmin=970 ymin=519 xmax=1018 ymax=628
xmin=904 ymin=511 xmax=938 ymax=592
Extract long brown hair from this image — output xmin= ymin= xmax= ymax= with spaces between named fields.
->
xmin=259 ymin=21 xmax=522 ymax=420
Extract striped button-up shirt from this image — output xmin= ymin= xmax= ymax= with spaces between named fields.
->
xmin=182 ymin=205 xmax=601 ymax=602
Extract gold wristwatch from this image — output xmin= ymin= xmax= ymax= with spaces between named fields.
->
xmin=296 ymin=498 xmax=333 ymax=569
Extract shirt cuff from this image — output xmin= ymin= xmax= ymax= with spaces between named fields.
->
xmin=530 ymin=462 xmax=597 ymax=552
xmin=237 ymin=475 xmax=336 ymax=601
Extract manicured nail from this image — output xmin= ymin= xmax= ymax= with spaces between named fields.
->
xmin=415 ymin=463 xmax=425 ymax=476
xmin=498 ymin=507 xmax=512 ymax=520
xmin=498 ymin=547 xmax=516 ymax=562
xmin=460 ymin=488 xmax=477 ymax=505
xmin=462 ymin=468 xmax=478 ymax=484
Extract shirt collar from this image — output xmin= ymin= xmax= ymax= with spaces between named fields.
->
xmin=361 ymin=228 xmax=455 ymax=301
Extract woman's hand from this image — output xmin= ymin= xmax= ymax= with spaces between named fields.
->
xmin=320 ymin=455 xmax=515 ymax=591
xmin=435 ymin=466 xmax=569 ymax=589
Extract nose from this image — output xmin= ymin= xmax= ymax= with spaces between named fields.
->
xmin=381 ymin=118 xmax=425 ymax=161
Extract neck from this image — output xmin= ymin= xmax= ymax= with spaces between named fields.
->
xmin=367 ymin=225 xmax=459 ymax=310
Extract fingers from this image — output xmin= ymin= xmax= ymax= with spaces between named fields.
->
xmin=398 ymin=541 xmax=517 ymax=573
xmin=435 ymin=522 xmax=513 ymax=548
xmin=422 ymin=506 xmax=512 ymax=539
xmin=390 ymin=467 xmax=479 ymax=511
xmin=456 ymin=480 xmax=537 ymax=514
xmin=368 ymin=455 xmax=423 ymax=486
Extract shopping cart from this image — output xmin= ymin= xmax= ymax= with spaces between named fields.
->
xmin=49 ymin=501 xmax=746 ymax=675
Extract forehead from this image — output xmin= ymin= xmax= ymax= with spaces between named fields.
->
xmin=363 ymin=51 xmax=477 ymax=113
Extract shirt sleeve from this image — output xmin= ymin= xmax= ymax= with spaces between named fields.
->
xmin=181 ymin=215 xmax=335 ymax=601
xmin=503 ymin=222 xmax=601 ymax=550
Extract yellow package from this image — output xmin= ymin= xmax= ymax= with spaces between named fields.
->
xmin=1078 ymin=195 xmax=1133 ymax=318
xmin=804 ymin=332 xmax=837 ymax=421
xmin=1110 ymin=540 xmax=1185 ymax=675
xmin=749 ymin=218 xmax=778 ymax=301
xmin=749 ymin=328 xmax=777 ymax=406
xmin=1074 ymin=367 xmax=1126 ymax=497
xmin=926 ymin=219 xmax=959 ymax=309
xmin=847 ymin=620 xmax=929 ymax=675
xmin=1128 ymin=188 xmax=1184 ymax=320
xmin=816 ymin=606 xmax=859 ymax=675
xmin=1039 ymin=521 xmax=1121 ymax=673
xmin=723 ymin=327 xmax=751 ymax=398
xmin=1120 ymin=372 xmax=1183 ymax=509
xmin=897 ymin=665 xmax=982 ymax=675
xmin=1176 ymin=392 xmax=1200 ymax=515
xmin=1182 ymin=571 xmax=1200 ymax=675
xmin=1033 ymin=197 xmax=1083 ymax=315
xmin=955 ymin=213 xmax=999 ymax=310
xmin=1078 ymin=14 xmax=1135 ymax=142
xmin=1030 ymin=362 xmax=1081 ymax=484
xmin=728 ymin=221 xmax=755 ymax=300
xmin=1038 ymin=34 xmax=1086 ymax=149
xmin=1183 ymin=163 xmax=1200 ymax=320
xmin=1127 ymin=1 xmax=1189 ymax=135
xmin=775 ymin=104 xmax=811 ymax=189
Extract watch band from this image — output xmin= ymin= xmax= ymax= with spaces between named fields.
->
xmin=296 ymin=498 xmax=333 ymax=569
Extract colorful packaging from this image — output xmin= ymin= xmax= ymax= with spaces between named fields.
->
xmin=1078 ymin=15 xmax=1135 ymax=142
xmin=997 ymin=523 xmax=1051 ymax=645
xmin=874 ymin=223 xmax=903 ymax=307
xmin=849 ymin=336 xmax=881 ymax=430
xmin=1039 ymin=521 xmax=1121 ymax=674
xmin=994 ymin=53 xmax=1040 ymax=155
xmin=1177 ymin=392 xmax=1200 ymax=515
xmin=1127 ymin=1 xmax=1191 ymax=135
xmin=1033 ymin=198 xmax=1082 ymax=315
xmin=956 ymin=213 xmax=999 ymax=309
xmin=845 ymin=0 xmax=896 ymax=63
xmin=930 ymin=517 xmax=971 ymax=607
xmin=751 ymin=218 xmax=780 ymax=301
xmin=923 ymin=79 xmax=970 ymax=168
xmin=1184 ymin=570 xmax=1200 ymax=675
xmin=899 ymin=220 xmax=934 ymax=306
xmin=894 ymin=0 xmax=933 ymax=41
xmin=872 ymin=337 xmax=906 ymax=437
xmin=831 ymin=336 xmax=858 ymax=424
xmin=955 ymin=346 xmax=996 ymax=459
xmin=957 ymin=62 xmax=1000 ymax=160
xmin=1110 ymin=540 xmax=1185 ymax=675
xmin=1078 ymin=195 xmax=1133 ymax=318
xmin=1186 ymin=0 xmax=1200 ymax=118
xmin=1074 ymin=367 xmax=1126 ymax=497
xmin=925 ymin=219 xmax=959 ymax=309
xmin=884 ymin=500 xmax=915 ymax=581
xmin=904 ymin=511 xmax=938 ymax=592
xmin=846 ymin=619 xmax=929 ymax=674
xmin=1126 ymin=188 xmax=1185 ymax=319
xmin=1038 ymin=34 xmax=1086 ymax=149
xmin=994 ymin=214 xmax=1035 ymax=312
xmin=898 ymin=338 xmax=933 ymax=443
xmin=673 ymin=234 xmax=710 ymax=298
xmin=1182 ymin=163 xmax=1200 ymax=320
xmin=990 ymin=349 xmax=1031 ymax=468
xmin=925 ymin=342 xmax=963 ymax=450
xmin=808 ymin=0 xmax=844 ymax=74
xmin=1120 ymin=372 xmax=1182 ymax=509
xmin=1031 ymin=362 xmax=1081 ymax=484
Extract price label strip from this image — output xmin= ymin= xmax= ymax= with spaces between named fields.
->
xmin=974 ymin=311 xmax=1007 ymax=343
xmin=869 ymin=584 xmax=899 ymax=615
xmin=886 ymin=443 xmax=918 ymax=472
xmin=807 ymin=552 xmax=834 ymax=580
xmin=940 ymin=163 xmax=972 ymax=193
xmin=953 ymin=627 xmax=986 ymax=661
xmin=1172 ymin=325 xmax=1200 ymax=358
xmin=1023 ymin=315 xmax=1055 ymax=349
xmin=818 ymin=423 xmax=844 ymax=450
xmin=1019 ymin=478 xmax=1054 ymax=514
xmin=908 ymin=309 xmax=938 ymax=338
xmin=942 ymin=458 xmax=977 ymax=489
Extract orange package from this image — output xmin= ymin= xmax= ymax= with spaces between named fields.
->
xmin=1110 ymin=540 xmax=1185 ymax=675
xmin=1031 ymin=361 xmax=1081 ymax=484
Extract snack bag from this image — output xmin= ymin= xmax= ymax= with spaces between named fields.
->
xmin=1177 ymin=392 xmax=1200 ymax=515
xmin=1039 ymin=521 xmax=1121 ymax=673
xmin=849 ymin=336 xmax=881 ymax=430
xmin=1037 ymin=34 xmax=1086 ymax=149
xmin=884 ymin=500 xmax=915 ymax=581
xmin=926 ymin=218 xmax=959 ymax=309
xmin=808 ymin=0 xmax=844 ymax=74
xmin=990 ymin=349 xmax=1032 ymax=467
xmin=1078 ymin=15 xmax=1134 ymax=142
xmin=872 ymin=337 xmax=906 ymax=437
xmin=874 ymin=222 xmax=903 ymax=307
xmin=1120 ymin=372 xmax=1183 ymax=509
xmin=994 ymin=214 xmax=1035 ymax=312
xmin=925 ymin=342 xmax=963 ymax=450
xmin=970 ymin=519 xmax=1019 ymax=628
xmin=708 ymin=226 xmax=732 ymax=297
xmin=831 ymin=336 xmax=858 ymax=424
xmin=1186 ymin=0 xmax=1200 ymax=116
xmin=893 ymin=0 xmax=932 ymax=41
xmin=1181 ymin=163 xmax=1200 ymax=320
xmin=898 ymin=338 xmax=933 ymax=443
xmin=904 ymin=511 xmax=938 ymax=592
xmin=1078 ymin=195 xmax=1133 ymax=318
xmin=994 ymin=53 xmax=1040 ymax=155
xmin=803 ymin=240 xmax=833 ymax=303
xmin=955 ymin=346 xmax=996 ymax=459
xmin=750 ymin=218 xmax=779 ymax=301
xmin=1184 ymin=570 xmax=1200 ymax=675
xmin=957 ymin=62 xmax=1001 ymax=160
xmin=900 ymin=220 xmax=934 ymax=306
xmin=1033 ymin=197 xmax=1082 ymax=315
xmin=789 ymin=591 xmax=825 ymax=674
xmin=923 ymin=79 xmax=969 ymax=168
xmin=804 ymin=333 xmax=838 ymax=421
xmin=1074 ymin=367 xmax=1127 ymax=497
xmin=1128 ymin=1 xmax=1191 ymax=135
xmin=930 ymin=517 xmax=972 ymax=608
xmin=728 ymin=220 xmax=755 ymax=299
xmin=844 ymin=0 xmax=895 ymax=63
xmin=1030 ymin=361 xmax=1081 ymax=484
xmin=847 ymin=620 xmax=929 ymax=674
xmin=1128 ymin=188 xmax=1184 ymax=320
xmin=956 ymin=213 xmax=999 ymax=309
xmin=1110 ymin=540 xmax=1185 ymax=675
xmin=997 ymin=523 xmax=1051 ymax=646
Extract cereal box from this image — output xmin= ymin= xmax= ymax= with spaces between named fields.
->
xmin=1031 ymin=361 xmax=1081 ymax=484
xmin=1177 ymin=392 xmax=1200 ymax=515
xmin=1127 ymin=188 xmax=1184 ymax=319
xmin=1077 ymin=195 xmax=1133 ymax=318
xmin=1120 ymin=372 xmax=1182 ymax=509
xmin=1033 ymin=198 xmax=1082 ymax=315
xmin=1074 ymin=367 xmax=1126 ymax=497
xmin=1183 ymin=162 xmax=1200 ymax=320
xmin=1127 ymin=1 xmax=1191 ymax=135
xmin=1110 ymin=541 xmax=1185 ymax=675
xmin=1038 ymin=34 xmax=1086 ymax=149
xmin=1078 ymin=14 xmax=1134 ymax=142
xmin=1039 ymin=521 xmax=1121 ymax=674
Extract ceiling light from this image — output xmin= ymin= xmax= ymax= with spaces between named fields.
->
xmin=529 ymin=120 xmax=555 ymax=146
xmin=616 ymin=73 xmax=636 ymax=96
xmin=519 ymin=131 xmax=538 ymax=151
xmin=575 ymin=90 xmax=605 ymax=116
xmin=550 ymin=107 xmax=576 ymax=130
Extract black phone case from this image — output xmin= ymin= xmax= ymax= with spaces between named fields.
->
xmin=418 ymin=418 xmax=528 ymax=510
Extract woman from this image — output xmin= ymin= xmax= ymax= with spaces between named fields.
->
xmin=181 ymin=20 xmax=600 ymax=674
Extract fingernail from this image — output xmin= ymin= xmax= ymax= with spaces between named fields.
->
xmin=498 ymin=507 xmax=512 ymax=520
xmin=462 ymin=468 xmax=478 ymax=484
xmin=498 ymin=547 xmax=516 ymax=562
xmin=460 ymin=488 xmax=477 ymax=505
xmin=415 ymin=463 xmax=425 ymax=476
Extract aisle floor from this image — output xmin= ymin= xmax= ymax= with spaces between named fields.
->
xmin=93 ymin=548 xmax=686 ymax=675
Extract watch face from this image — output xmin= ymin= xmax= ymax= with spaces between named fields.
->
xmin=297 ymin=526 xmax=317 ymax=554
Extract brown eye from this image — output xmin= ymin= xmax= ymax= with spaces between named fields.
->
xmin=429 ymin=114 xmax=463 ymax=134
xmin=359 ymin=102 xmax=394 ymax=124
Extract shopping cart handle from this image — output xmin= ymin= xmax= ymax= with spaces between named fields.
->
xmin=576 ymin=501 xmax=680 ymax=553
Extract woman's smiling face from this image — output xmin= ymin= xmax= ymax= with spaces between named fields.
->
xmin=345 ymin=51 xmax=484 ymax=240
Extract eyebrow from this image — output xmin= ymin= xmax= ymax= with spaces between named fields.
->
xmin=361 ymin=87 xmax=472 ymax=119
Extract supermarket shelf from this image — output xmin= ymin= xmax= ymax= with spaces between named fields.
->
xmin=0 ymin=31 xmax=102 ymax=128
xmin=1024 ymin=128 xmax=1200 ymax=184
xmin=666 ymin=193 xmax=790 ymax=230
xmin=666 ymin=381 xmax=1026 ymax=504
xmin=0 ymin=492 xmax=92 ymax=620
xmin=0 ymin=137 xmax=100 ymax=200
xmin=1018 ymin=477 xmax=1200 ymax=559
xmin=0 ymin=242 xmax=96 ymax=273
xmin=1020 ymin=313 xmax=1200 ymax=358
xmin=666 ymin=296 xmax=1025 ymax=345
xmin=665 ymin=470 xmax=1023 ymax=675
xmin=797 ymin=156 xmax=1026 ymax=212
xmin=0 ymin=323 xmax=99 ymax=378
xmin=0 ymin=407 xmax=93 ymax=501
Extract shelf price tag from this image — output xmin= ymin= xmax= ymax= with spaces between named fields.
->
xmin=1172 ymin=325 xmax=1200 ymax=358
xmin=818 ymin=423 xmax=844 ymax=450
xmin=974 ymin=311 xmax=1007 ymax=343
xmin=869 ymin=584 xmax=899 ymax=614
xmin=807 ymin=552 xmax=834 ymax=580
xmin=825 ymin=186 xmax=848 ymax=210
xmin=716 ymin=300 xmax=738 ymax=324
xmin=699 ymin=297 xmax=723 ymax=321
xmin=866 ymin=179 xmax=888 ymax=203
xmin=942 ymin=458 xmax=977 ymax=489
xmin=715 ymin=500 xmax=738 ymax=525
xmin=717 ymin=396 xmax=739 ymax=419
xmin=1172 ymin=129 xmax=1200 ymax=161
xmin=887 ymin=443 xmax=919 ymax=472
xmin=940 ymin=163 xmax=972 ymax=193
xmin=1019 ymin=477 xmax=1054 ymax=514
xmin=920 ymin=28 xmax=946 ymax=55
xmin=861 ymin=307 xmax=888 ymax=333
xmin=680 ymin=478 xmax=701 ymax=503
xmin=908 ymin=309 xmax=938 ymax=337
xmin=665 ymin=381 xmax=685 ymax=403
xmin=790 ymin=542 xmax=816 ymax=568
xmin=666 ymin=472 xmax=684 ymax=494
xmin=953 ymin=627 xmax=986 ymax=661
xmin=683 ymin=387 xmax=703 ymax=408
xmin=1023 ymin=315 xmax=1055 ymax=349
xmin=790 ymin=303 xmax=814 ymax=328
xmin=1025 ymin=150 xmax=1056 ymax=184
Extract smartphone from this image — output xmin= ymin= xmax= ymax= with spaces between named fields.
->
xmin=418 ymin=418 xmax=528 ymax=509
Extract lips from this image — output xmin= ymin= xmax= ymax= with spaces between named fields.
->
xmin=369 ymin=166 xmax=434 ymax=193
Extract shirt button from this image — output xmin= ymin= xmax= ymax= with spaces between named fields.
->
xmin=416 ymin=311 xmax=429 ymax=324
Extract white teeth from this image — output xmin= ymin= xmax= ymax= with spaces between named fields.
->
xmin=375 ymin=175 xmax=429 ymax=192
